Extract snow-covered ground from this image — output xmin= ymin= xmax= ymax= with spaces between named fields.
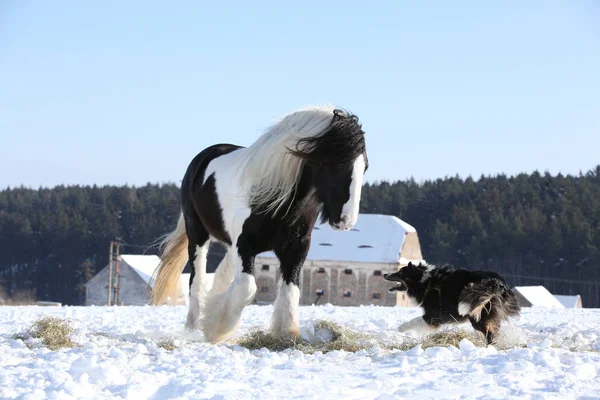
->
xmin=1 ymin=304 xmax=600 ymax=400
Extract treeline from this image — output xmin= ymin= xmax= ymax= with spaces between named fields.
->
xmin=1 ymin=166 xmax=599 ymax=307
xmin=361 ymin=166 xmax=600 ymax=307
xmin=0 ymin=184 xmax=181 ymax=304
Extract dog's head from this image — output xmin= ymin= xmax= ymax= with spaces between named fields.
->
xmin=384 ymin=262 xmax=427 ymax=293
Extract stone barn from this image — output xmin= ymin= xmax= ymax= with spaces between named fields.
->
xmin=252 ymin=213 xmax=424 ymax=307
xmin=85 ymin=254 xmax=191 ymax=306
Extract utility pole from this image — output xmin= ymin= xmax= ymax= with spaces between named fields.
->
xmin=106 ymin=239 xmax=122 ymax=306
xmin=107 ymin=242 xmax=113 ymax=306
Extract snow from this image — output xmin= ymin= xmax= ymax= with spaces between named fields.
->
xmin=555 ymin=295 xmax=582 ymax=308
xmin=2 ymin=304 xmax=600 ymax=399
xmin=258 ymin=213 xmax=419 ymax=264
xmin=513 ymin=286 xmax=566 ymax=308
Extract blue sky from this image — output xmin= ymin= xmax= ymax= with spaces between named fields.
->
xmin=1 ymin=1 xmax=599 ymax=188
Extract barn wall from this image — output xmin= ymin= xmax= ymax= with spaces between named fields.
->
xmin=115 ymin=265 xmax=154 ymax=306
xmin=401 ymin=232 xmax=424 ymax=261
xmin=253 ymin=258 xmax=405 ymax=307
xmin=254 ymin=262 xmax=277 ymax=303
xmin=84 ymin=265 xmax=111 ymax=306
xmin=85 ymin=264 xmax=152 ymax=306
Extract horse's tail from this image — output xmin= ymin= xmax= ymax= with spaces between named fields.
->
xmin=151 ymin=212 xmax=189 ymax=305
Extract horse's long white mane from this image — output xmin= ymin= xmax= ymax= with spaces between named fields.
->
xmin=234 ymin=104 xmax=337 ymax=215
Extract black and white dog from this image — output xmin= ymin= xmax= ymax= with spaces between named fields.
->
xmin=384 ymin=262 xmax=520 ymax=344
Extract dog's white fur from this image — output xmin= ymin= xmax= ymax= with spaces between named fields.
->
xmin=398 ymin=316 xmax=438 ymax=334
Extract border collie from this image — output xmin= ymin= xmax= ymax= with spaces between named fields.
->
xmin=384 ymin=262 xmax=520 ymax=344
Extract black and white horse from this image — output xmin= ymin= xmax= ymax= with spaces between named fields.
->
xmin=151 ymin=105 xmax=368 ymax=343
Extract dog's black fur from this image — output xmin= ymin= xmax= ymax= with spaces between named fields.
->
xmin=384 ymin=262 xmax=520 ymax=344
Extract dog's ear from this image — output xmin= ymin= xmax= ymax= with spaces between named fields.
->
xmin=417 ymin=262 xmax=427 ymax=270
xmin=407 ymin=262 xmax=414 ymax=268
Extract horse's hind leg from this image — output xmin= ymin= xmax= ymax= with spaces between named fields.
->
xmin=184 ymin=218 xmax=210 ymax=330
xmin=201 ymin=237 xmax=257 ymax=343
xmin=209 ymin=248 xmax=234 ymax=295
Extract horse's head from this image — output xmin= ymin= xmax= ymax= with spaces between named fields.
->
xmin=315 ymin=152 xmax=367 ymax=231
xmin=290 ymin=109 xmax=368 ymax=231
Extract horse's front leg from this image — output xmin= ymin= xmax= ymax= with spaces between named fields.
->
xmin=270 ymin=237 xmax=310 ymax=337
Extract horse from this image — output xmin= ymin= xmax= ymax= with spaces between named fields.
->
xmin=150 ymin=104 xmax=368 ymax=343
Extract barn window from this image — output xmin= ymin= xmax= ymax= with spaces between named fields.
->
xmin=344 ymin=269 xmax=353 ymax=275
xmin=374 ymin=270 xmax=382 ymax=276
xmin=317 ymin=267 xmax=325 ymax=273
xmin=343 ymin=290 xmax=352 ymax=298
xmin=373 ymin=293 xmax=381 ymax=299
xmin=262 ymin=265 xmax=270 ymax=271
xmin=316 ymin=289 xmax=324 ymax=296
xmin=261 ymin=287 xmax=269 ymax=293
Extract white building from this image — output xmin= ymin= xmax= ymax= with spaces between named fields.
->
xmin=84 ymin=254 xmax=191 ymax=306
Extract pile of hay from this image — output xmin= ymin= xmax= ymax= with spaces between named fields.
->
xmin=14 ymin=316 xmax=77 ymax=350
xmin=420 ymin=329 xmax=487 ymax=349
xmin=236 ymin=320 xmax=377 ymax=354
xmin=157 ymin=338 xmax=180 ymax=351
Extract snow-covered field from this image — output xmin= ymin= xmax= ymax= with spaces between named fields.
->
xmin=1 ymin=304 xmax=600 ymax=400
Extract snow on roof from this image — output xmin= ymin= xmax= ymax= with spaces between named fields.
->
xmin=513 ymin=286 xmax=565 ymax=308
xmin=121 ymin=254 xmax=160 ymax=286
xmin=257 ymin=213 xmax=418 ymax=264
xmin=554 ymin=294 xmax=581 ymax=308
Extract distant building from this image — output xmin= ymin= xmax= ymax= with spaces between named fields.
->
xmin=84 ymin=254 xmax=190 ymax=306
xmin=512 ymin=286 xmax=565 ymax=309
xmin=554 ymin=294 xmax=583 ymax=308
xmin=252 ymin=213 xmax=424 ymax=307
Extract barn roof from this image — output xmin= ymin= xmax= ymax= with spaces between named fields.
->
xmin=554 ymin=294 xmax=582 ymax=308
xmin=121 ymin=254 xmax=160 ymax=286
xmin=257 ymin=213 xmax=419 ymax=264
xmin=512 ymin=286 xmax=565 ymax=308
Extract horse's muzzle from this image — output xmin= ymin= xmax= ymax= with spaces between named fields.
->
xmin=331 ymin=215 xmax=353 ymax=231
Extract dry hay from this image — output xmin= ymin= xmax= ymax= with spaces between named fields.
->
xmin=236 ymin=320 xmax=530 ymax=354
xmin=14 ymin=316 xmax=77 ymax=350
xmin=236 ymin=319 xmax=376 ymax=354
xmin=420 ymin=329 xmax=487 ymax=349
xmin=157 ymin=338 xmax=179 ymax=351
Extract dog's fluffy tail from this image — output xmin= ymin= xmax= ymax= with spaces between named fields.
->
xmin=458 ymin=278 xmax=520 ymax=322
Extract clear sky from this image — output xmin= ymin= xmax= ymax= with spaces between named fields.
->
xmin=1 ymin=1 xmax=599 ymax=188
